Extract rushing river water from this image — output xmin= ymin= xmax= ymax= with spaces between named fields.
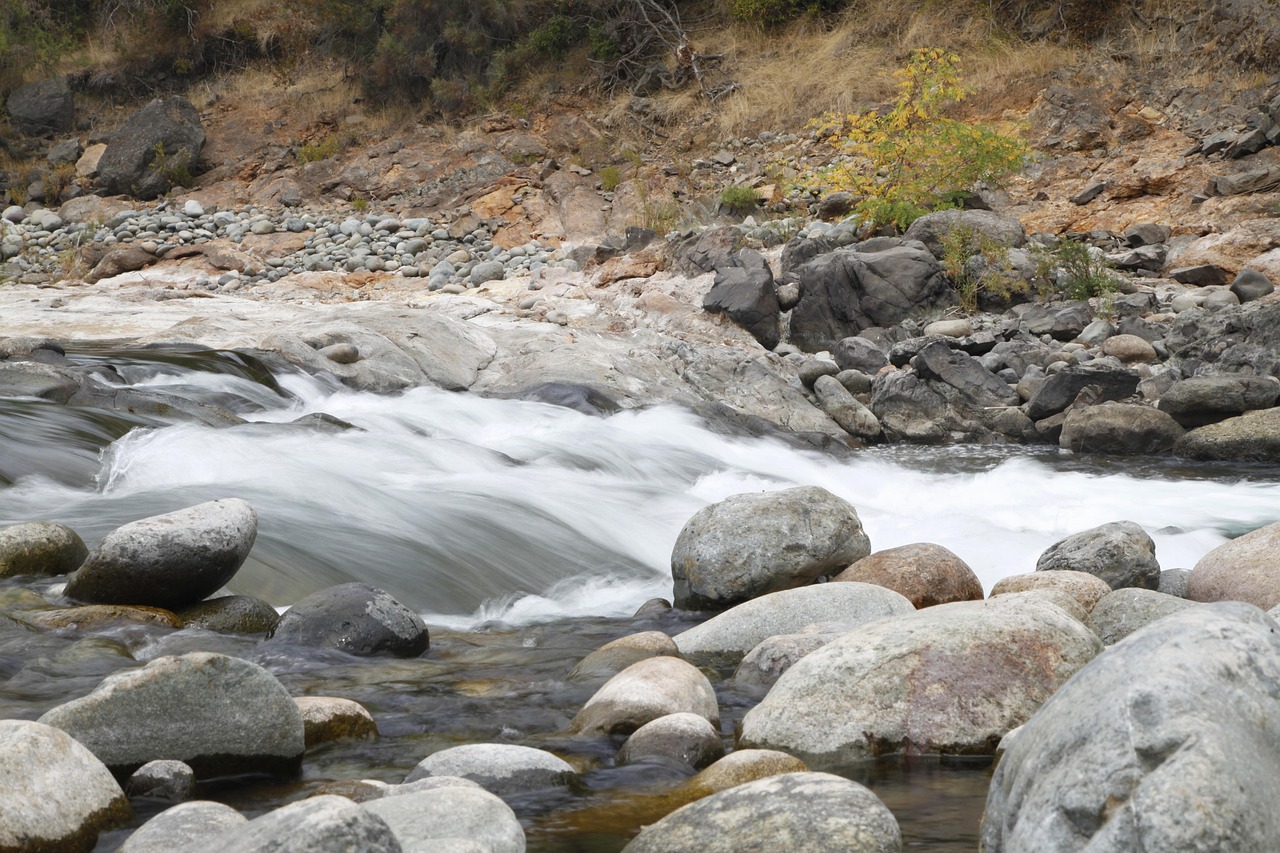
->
xmin=2 ymin=346 xmax=1280 ymax=850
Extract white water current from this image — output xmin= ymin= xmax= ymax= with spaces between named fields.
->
xmin=3 ymin=354 xmax=1279 ymax=628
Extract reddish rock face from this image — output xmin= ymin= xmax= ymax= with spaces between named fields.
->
xmin=833 ymin=542 xmax=983 ymax=608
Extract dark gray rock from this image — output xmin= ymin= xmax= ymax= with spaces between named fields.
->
xmin=1174 ymin=408 xmax=1280 ymax=462
xmin=7 ymin=78 xmax=74 ymax=136
xmin=797 ymin=358 xmax=839 ymax=388
xmin=622 ymin=772 xmax=901 ymax=853
xmin=778 ymin=233 xmax=839 ymax=284
xmin=703 ymin=249 xmax=781 ymax=349
xmin=1170 ymin=265 xmax=1229 ymax=286
xmin=616 ymin=713 xmax=725 ymax=769
xmin=904 ymin=209 xmax=1026 ymax=258
xmin=125 ymin=760 xmax=197 ymax=802
xmin=670 ymin=486 xmax=871 ymax=610
xmin=1231 ymin=268 xmax=1275 ymax=303
xmin=0 ymin=720 xmax=130 ymax=852
xmin=1058 ymin=402 xmax=1184 ymax=454
xmin=982 ymin=603 xmax=1280 ymax=853
xmin=38 ymin=652 xmax=304 ymax=778
xmin=97 ymin=96 xmax=205 ymax=199
xmin=674 ymin=227 xmax=740 ymax=275
xmin=1165 ymin=302 xmax=1280 ymax=378
xmin=832 ymin=336 xmax=889 ymax=374
xmin=789 ymin=244 xmax=950 ymax=352
xmin=195 ymin=796 xmax=400 ymax=853
xmin=47 ymin=138 xmax=84 ymax=167
xmin=1026 ymin=364 xmax=1141 ymax=421
xmin=1158 ymin=568 xmax=1191 ymax=598
xmin=177 ymin=595 xmax=281 ymax=634
xmin=64 ymin=499 xmax=257 ymax=610
xmin=870 ymin=369 xmax=1002 ymax=444
xmin=912 ymin=341 xmax=1020 ymax=407
xmin=270 ymin=582 xmax=428 ymax=657
xmin=404 ymin=744 xmax=575 ymax=795
xmin=1158 ymin=375 xmax=1280 ymax=427
xmin=0 ymin=520 xmax=87 ymax=577
xmin=1036 ymin=520 xmax=1160 ymax=590
xmin=1086 ymin=588 xmax=1198 ymax=645
xmin=1123 ymin=222 xmax=1171 ymax=247
xmin=119 ymin=802 xmax=246 ymax=853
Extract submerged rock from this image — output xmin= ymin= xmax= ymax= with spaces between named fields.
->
xmin=64 ymin=499 xmax=257 ymax=610
xmin=570 ymin=656 xmax=719 ymax=737
xmin=178 ymin=594 xmax=281 ymax=634
xmin=404 ymin=743 xmax=576 ymax=795
xmin=270 ymin=582 xmax=428 ymax=657
xmin=568 ymin=631 xmax=680 ymax=682
xmin=125 ymin=760 xmax=197 ymax=802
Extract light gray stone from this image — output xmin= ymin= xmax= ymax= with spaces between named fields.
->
xmin=568 ymin=631 xmax=680 ymax=682
xmin=732 ymin=628 xmax=842 ymax=690
xmin=363 ymin=786 xmax=524 ymax=853
xmin=38 ymin=651 xmax=304 ymax=777
xmin=0 ymin=520 xmax=88 ymax=577
xmin=119 ymin=801 xmax=246 ymax=853
xmin=1187 ymin=520 xmax=1280 ymax=609
xmin=404 ymin=744 xmax=575 ymax=795
xmin=1035 ymin=520 xmax=1161 ymax=590
xmin=1086 ymin=588 xmax=1198 ymax=644
xmin=125 ymin=759 xmax=196 ymax=801
xmin=813 ymin=374 xmax=881 ymax=441
xmin=616 ymin=712 xmax=725 ymax=769
xmin=571 ymin=656 xmax=719 ymax=736
xmin=196 ymin=795 xmax=400 ymax=853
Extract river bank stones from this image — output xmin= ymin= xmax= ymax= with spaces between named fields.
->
xmin=739 ymin=597 xmax=1101 ymax=764
xmin=0 ymin=719 xmax=131 ymax=853
xmin=670 ymin=486 xmax=871 ymax=610
xmin=38 ymin=651 xmax=304 ymax=777
xmin=622 ymin=772 xmax=901 ymax=853
xmin=270 ymin=582 xmax=429 ymax=657
xmin=194 ymin=795 xmax=400 ymax=853
xmin=1035 ymin=520 xmax=1160 ymax=590
xmin=405 ymin=743 xmax=576 ymax=795
xmin=363 ymin=786 xmax=524 ymax=853
xmin=571 ymin=656 xmax=719 ymax=737
xmin=983 ymin=603 xmax=1280 ymax=852
xmin=1186 ymin=520 xmax=1280 ymax=609
xmin=833 ymin=543 xmax=982 ymax=608
xmin=119 ymin=802 xmax=247 ymax=853
xmin=64 ymin=499 xmax=257 ymax=610
xmin=0 ymin=520 xmax=88 ymax=577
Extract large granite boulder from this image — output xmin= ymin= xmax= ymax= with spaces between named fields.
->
xmin=7 ymin=78 xmax=74 ymax=136
xmin=1035 ymin=520 xmax=1161 ymax=590
xmin=270 ymin=582 xmax=428 ymax=657
xmin=1157 ymin=375 xmax=1280 ymax=427
xmin=982 ymin=603 xmax=1280 ymax=852
xmin=0 ymin=520 xmax=88 ymax=577
xmin=38 ymin=651 xmax=304 ymax=777
xmin=622 ymin=772 xmax=901 ymax=853
xmin=789 ymin=243 xmax=950 ymax=352
xmin=1174 ymin=407 xmax=1280 ymax=463
xmin=0 ymin=720 xmax=130 ymax=853
xmin=64 ymin=499 xmax=257 ymax=610
xmin=97 ymin=96 xmax=205 ymax=199
xmin=703 ymin=249 xmax=781 ymax=349
xmin=739 ymin=597 xmax=1101 ymax=764
xmin=1187 ymin=521 xmax=1280 ymax=609
xmin=670 ymin=486 xmax=871 ymax=611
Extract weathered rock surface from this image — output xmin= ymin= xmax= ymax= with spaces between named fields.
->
xmin=568 ymin=631 xmax=680 ymax=682
xmin=7 ymin=78 xmax=74 ymax=136
xmin=1158 ymin=375 xmax=1280 ymax=427
xmin=1187 ymin=521 xmax=1280 ymax=609
xmin=193 ymin=795 xmax=400 ymax=853
xmin=904 ymin=209 xmax=1027 ymax=258
xmin=703 ymin=249 xmax=781 ymax=350
xmin=1025 ymin=364 xmax=1141 ymax=421
xmin=1036 ymin=520 xmax=1161 ymax=590
xmin=731 ymin=628 xmax=843 ymax=690
xmin=1174 ymin=407 xmax=1280 ymax=463
xmin=990 ymin=569 xmax=1114 ymax=612
xmin=270 ymin=582 xmax=429 ymax=657
xmin=671 ymin=582 xmax=913 ymax=662
xmin=178 ymin=594 xmax=281 ymax=634
xmin=570 ymin=656 xmax=719 ymax=736
xmin=295 ymin=697 xmax=379 ymax=747
xmin=404 ymin=744 xmax=575 ymax=795
xmin=1086 ymin=588 xmax=1198 ymax=644
xmin=616 ymin=712 xmax=725 ymax=769
xmin=1059 ymin=403 xmax=1184 ymax=454
xmin=98 ymin=96 xmax=206 ymax=199
xmin=833 ymin=543 xmax=983 ymax=608
xmin=982 ymin=603 xmax=1280 ymax=853
xmin=0 ymin=719 xmax=130 ymax=853
xmin=125 ymin=760 xmax=197 ymax=802
xmin=739 ymin=597 xmax=1101 ymax=763
xmin=362 ymin=786 xmax=524 ymax=853
xmin=0 ymin=520 xmax=88 ymax=577
xmin=38 ymin=651 xmax=304 ymax=777
xmin=622 ymin=772 xmax=901 ymax=853
xmin=64 ymin=499 xmax=257 ymax=610
xmin=812 ymin=374 xmax=881 ymax=441
xmin=670 ymin=486 xmax=871 ymax=611
xmin=119 ymin=802 xmax=246 ymax=853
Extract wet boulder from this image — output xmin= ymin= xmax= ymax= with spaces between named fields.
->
xmin=833 ymin=542 xmax=983 ymax=608
xmin=177 ymin=594 xmax=280 ymax=634
xmin=125 ymin=760 xmax=197 ymax=802
xmin=119 ymin=801 xmax=246 ymax=853
xmin=670 ymin=486 xmax=871 ymax=611
xmin=1187 ymin=520 xmax=1280 ymax=609
xmin=570 ymin=656 xmax=719 ymax=737
xmin=1036 ymin=520 xmax=1161 ymax=590
xmin=193 ymin=795 xmax=400 ymax=853
xmin=616 ymin=713 xmax=725 ymax=769
xmin=739 ymin=597 xmax=1101 ymax=764
xmin=270 ymin=582 xmax=428 ymax=657
xmin=38 ymin=651 xmax=304 ymax=778
xmin=98 ymin=96 xmax=205 ymax=199
xmin=1157 ymin=375 xmax=1280 ymax=427
xmin=0 ymin=719 xmax=130 ymax=853
xmin=1174 ymin=407 xmax=1280 ymax=463
xmin=568 ymin=630 xmax=680 ymax=682
xmin=404 ymin=744 xmax=576 ymax=796
xmin=362 ymin=786 xmax=524 ymax=853
xmin=0 ymin=360 xmax=82 ymax=402
xmin=295 ymin=697 xmax=378 ymax=748
xmin=991 ymin=569 xmax=1113 ymax=612
xmin=64 ymin=499 xmax=257 ymax=610
xmin=672 ymin=583 xmax=912 ymax=663
xmin=0 ymin=520 xmax=88 ymax=577
xmin=622 ymin=772 xmax=901 ymax=853
xmin=982 ymin=603 xmax=1280 ymax=852
xmin=1086 ymin=588 xmax=1198 ymax=645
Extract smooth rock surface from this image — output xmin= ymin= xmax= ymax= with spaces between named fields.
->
xmin=118 ymin=802 xmax=246 ymax=853
xmin=0 ymin=520 xmax=88 ymax=577
xmin=125 ymin=760 xmax=197 ymax=801
xmin=362 ymin=786 xmax=524 ymax=853
xmin=194 ymin=795 xmax=400 ymax=853
xmin=1035 ymin=520 xmax=1161 ymax=590
xmin=1086 ymin=588 xmax=1198 ymax=644
xmin=295 ymin=696 xmax=379 ymax=747
xmin=404 ymin=744 xmax=575 ymax=795
xmin=616 ymin=712 xmax=725 ymax=769
xmin=833 ymin=543 xmax=983 ymax=608
xmin=270 ymin=582 xmax=429 ymax=657
xmin=568 ymin=631 xmax=680 ymax=682
xmin=1187 ymin=521 xmax=1280 ymax=609
xmin=1058 ymin=403 xmax=1184 ymax=455
xmin=177 ymin=594 xmax=281 ymax=634
xmin=570 ymin=657 xmax=719 ymax=736
xmin=990 ymin=569 xmax=1114 ymax=612
xmin=1174 ymin=407 xmax=1280 ymax=462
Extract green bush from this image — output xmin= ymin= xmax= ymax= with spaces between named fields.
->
xmin=940 ymin=224 xmax=1028 ymax=313
xmin=526 ymin=13 xmax=585 ymax=58
xmin=1051 ymin=239 xmax=1117 ymax=300
xmin=297 ymin=136 xmax=342 ymax=164
xmin=720 ymin=184 xmax=761 ymax=213
xmin=726 ymin=0 xmax=846 ymax=27
xmin=600 ymin=165 xmax=623 ymax=191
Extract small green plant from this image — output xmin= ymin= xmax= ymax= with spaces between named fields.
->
xmin=297 ymin=135 xmax=342 ymax=164
xmin=720 ymin=184 xmax=761 ymax=214
xmin=352 ymin=196 xmax=369 ymax=213
xmin=525 ymin=13 xmax=584 ymax=59
xmin=599 ymin=165 xmax=623 ymax=192
xmin=149 ymin=143 xmax=194 ymax=189
xmin=940 ymin=224 xmax=1028 ymax=313
xmin=1052 ymin=239 xmax=1118 ymax=300
xmin=806 ymin=48 xmax=1026 ymax=231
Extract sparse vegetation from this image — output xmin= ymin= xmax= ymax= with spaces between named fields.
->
xmin=297 ymin=135 xmax=342 ymax=164
xmin=720 ymin=184 xmax=761 ymax=213
xmin=351 ymin=196 xmax=369 ymax=213
xmin=1050 ymin=238 xmax=1118 ymax=300
xmin=599 ymin=165 xmax=623 ymax=191
xmin=149 ymin=143 xmax=195 ymax=190
xmin=940 ymin=224 xmax=1029 ymax=313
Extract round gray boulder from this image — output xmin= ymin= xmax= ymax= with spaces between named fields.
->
xmin=570 ymin=656 xmax=719 ymax=737
xmin=982 ymin=603 xmax=1280 ymax=852
xmin=64 ymin=499 xmax=257 ymax=610
xmin=568 ymin=631 xmax=680 ymax=682
xmin=1035 ymin=520 xmax=1160 ymax=590
xmin=0 ymin=520 xmax=88 ymax=577
xmin=38 ymin=651 xmax=304 ymax=778
xmin=672 ymin=582 xmax=912 ymax=663
xmin=1187 ymin=520 xmax=1280 ymax=609
xmin=404 ymin=743 xmax=576 ymax=795
xmin=270 ymin=582 xmax=428 ymax=657
xmin=622 ymin=772 xmax=901 ymax=853
xmin=616 ymin=712 xmax=725 ymax=769
xmin=739 ymin=597 xmax=1102 ymax=764
xmin=363 ymin=784 xmax=524 ymax=853
xmin=125 ymin=759 xmax=197 ymax=801
xmin=670 ymin=486 xmax=871 ymax=611
xmin=1086 ymin=588 xmax=1198 ymax=645
xmin=119 ymin=801 xmax=246 ymax=853
xmin=194 ymin=795 xmax=400 ymax=853
xmin=0 ymin=719 xmax=130 ymax=853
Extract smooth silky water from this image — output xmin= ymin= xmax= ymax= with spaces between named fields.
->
xmin=2 ymin=347 xmax=1279 ymax=850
